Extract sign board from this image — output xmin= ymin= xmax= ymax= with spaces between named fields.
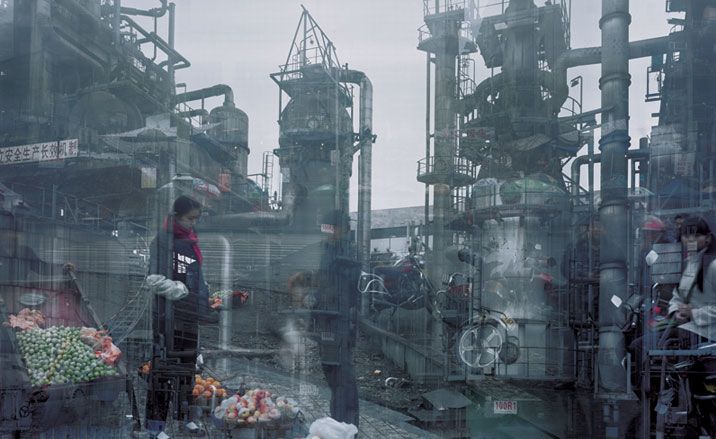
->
xmin=493 ymin=400 xmax=517 ymax=415
xmin=141 ymin=167 xmax=157 ymax=189
xmin=0 ymin=139 xmax=79 ymax=165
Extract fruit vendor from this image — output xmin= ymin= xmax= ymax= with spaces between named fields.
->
xmin=144 ymin=195 xmax=218 ymax=437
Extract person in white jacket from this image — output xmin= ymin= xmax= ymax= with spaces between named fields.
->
xmin=629 ymin=216 xmax=716 ymax=392
xmin=666 ymin=216 xmax=716 ymax=342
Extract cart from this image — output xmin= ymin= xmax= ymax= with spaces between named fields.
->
xmin=0 ymin=267 xmax=139 ymax=435
xmin=212 ymin=412 xmax=306 ymax=439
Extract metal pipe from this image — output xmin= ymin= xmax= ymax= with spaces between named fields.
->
xmin=465 ymin=33 xmax=674 ymax=117
xmin=177 ymin=109 xmax=209 ymax=123
xmin=113 ymin=0 xmax=121 ymax=46
xmin=597 ymin=0 xmax=630 ymax=396
xmin=203 ymin=187 xmax=296 ymax=229
xmin=332 ymin=68 xmax=374 ymax=294
xmin=425 ymin=53 xmax=431 ymax=254
xmin=174 ymin=84 xmax=235 ymax=107
xmin=430 ymin=16 xmax=459 ymax=288
xmin=550 ymin=34 xmax=677 ymax=115
xmin=120 ymin=0 xmax=168 ymax=17
xmin=570 ymin=149 xmax=648 ymax=196
xmin=203 ymin=235 xmax=233 ymax=372
xmin=358 ymin=78 xmax=373 ymax=271
xmin=168 ymin=2 xmax=175 ymax=89
xmin=119 ymin=15 xmax=190 ymax=70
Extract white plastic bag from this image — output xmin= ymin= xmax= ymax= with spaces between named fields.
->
xmin=146 ymin=274 xmax=189 ymax=301
xmin=308 ymin=417 xmax=358 ymax=439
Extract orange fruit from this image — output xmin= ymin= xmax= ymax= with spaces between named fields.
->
xmin=202 ymin=390 xmax=212 ymax=399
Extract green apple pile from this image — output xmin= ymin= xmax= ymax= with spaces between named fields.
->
xmin=16 ymin=326 xmax=118 ymax=387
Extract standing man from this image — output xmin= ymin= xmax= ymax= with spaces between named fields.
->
xmin=315 ymin=210 xmax=360 ymax=427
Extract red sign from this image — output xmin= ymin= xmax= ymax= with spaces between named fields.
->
xmin=493 ymin=400 xmax=517 ymax=414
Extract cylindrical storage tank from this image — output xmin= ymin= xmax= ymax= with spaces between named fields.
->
xmin=278 ymin=92 xmax=352 ymax=147
xmin=472 ymin=175 xmax=569 ymax=210
xmin=499 ymin=175 xmax=569 ymax=208
xmin=471 ymin=176 xmax=572 ymax=379
xmin=209 ymin=104 xmax=249 ymax=177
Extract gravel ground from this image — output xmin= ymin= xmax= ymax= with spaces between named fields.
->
xmin=200 ymin=290 xmax=431 ymax=417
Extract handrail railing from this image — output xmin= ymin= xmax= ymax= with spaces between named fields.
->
xmin=423 ymin=0 xmax=467 ymax=17
xmin=8 ymin=182 xmax=117 ymax=230
xmin=417 ymin=155 xmax=477 ymax=181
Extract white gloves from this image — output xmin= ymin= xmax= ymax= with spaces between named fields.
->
xmin=146 ymin=274 xmax=189 ymax=301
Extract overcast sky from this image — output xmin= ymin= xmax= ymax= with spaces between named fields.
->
xmin=127 ymin=0 xmax=675 ymax=210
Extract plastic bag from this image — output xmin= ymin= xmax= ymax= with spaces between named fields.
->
xmin=146 ymin=274 xmax=189 ymax=301
xmin=79 ymin=327 xmax=122 ymax=366
xmin=4 ymin=308 xmax=45 ymax=330
xmin=97 ymin=335 xmax=122 ymax=366
xmin=308 ymin=417 xmax=358 ymax=439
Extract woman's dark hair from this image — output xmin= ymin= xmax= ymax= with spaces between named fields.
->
xmin=680 ymin=215 xmax=711 ymax=237
xmin=173 ymin=195 xmax=201 ymax=217
xmin=680 ymin=215 xmax=716 ymax=291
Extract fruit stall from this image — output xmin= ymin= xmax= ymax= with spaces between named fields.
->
xmin=0 ymin=271 xmax=129 ymax=434
xmin=211 ymin=385 xmax=305 ymax=437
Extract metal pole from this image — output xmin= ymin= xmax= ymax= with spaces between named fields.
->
xmin=51 ymin=185 xmax=57 ymax=220
xmin=167 ymin=3 xmax=176 ymax=93
xmin=425 ymin=52 xmax=432 ymax=251
xmin=114 ymin=0 xmax=122 ymax=46
xmin=597 ymin=0 xmax=631 ymax=396
xmin=357 ymin=75 xmax=373 ymax=316
xmin=215 ymin=236 xmax=233 ymax=372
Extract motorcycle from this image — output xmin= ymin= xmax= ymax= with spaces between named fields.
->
xmin=361 ymin=254 xmax=432 ymax=312
xmin=628 ymin=283 xmax=716 ymax=438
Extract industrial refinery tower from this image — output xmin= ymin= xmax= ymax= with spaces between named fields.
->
xmin=413 ymin=0 xmax=715 ymax=437
xmin=270 ymin=7 xmax=374 ymax=272
xmin=417 ymin=0 xmax=479 ymax=290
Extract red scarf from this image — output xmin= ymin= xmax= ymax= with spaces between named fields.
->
xmin=163 ymin=216 xmax=203 ymax=265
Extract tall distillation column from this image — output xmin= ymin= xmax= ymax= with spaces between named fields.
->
xmin=418 ymin=1 xmax=477 ymax=286
xmin=597 ymin=0 xmax=630 ymax=395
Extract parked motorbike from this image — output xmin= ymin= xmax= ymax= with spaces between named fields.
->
xmin=365 ymin=255 xmax=431 ymax=311
xmin=629 ymin=284 xmax=716 ymax=438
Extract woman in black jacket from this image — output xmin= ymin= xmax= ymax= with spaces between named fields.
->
xmin=144 ymin=195 xmax=217 ymax=437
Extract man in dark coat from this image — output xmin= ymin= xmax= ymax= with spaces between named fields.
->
xmin=315 ymin=210 xmax=360 ymax=427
